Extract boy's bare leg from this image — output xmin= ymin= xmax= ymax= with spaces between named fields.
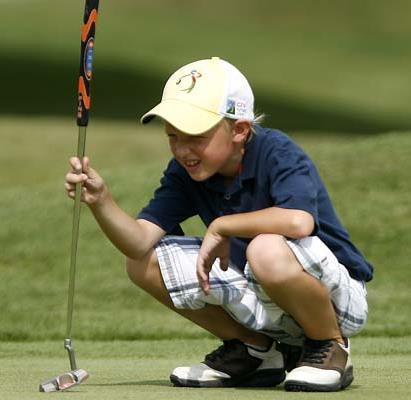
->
xmin=246 ymin=235 xmax=355 ymax=391
xmin=126 ymin=250 xmax=271 ymax=348
xmin=127 ymin=249 xmax=291 ymax=388
xmin=246 ymin=234 xmax=343 ymax=344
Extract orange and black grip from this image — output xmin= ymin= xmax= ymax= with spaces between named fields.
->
xmin=76 ymin=0 xmax=99 ymax=127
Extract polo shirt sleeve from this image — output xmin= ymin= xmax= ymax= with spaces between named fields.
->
xmin=268 ymin=143 xmax=320 ymax=232
xmin=138 ymin=160 xmax=197 ymax=234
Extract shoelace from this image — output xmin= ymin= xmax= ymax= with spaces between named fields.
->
xmin=301 ymin=340 xmax=333 ymax=364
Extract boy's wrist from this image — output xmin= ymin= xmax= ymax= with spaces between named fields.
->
xmin=209 ymin=216 xmax=228 ymax=237
xmin=88 ymin=185 xmax=111 ymax=211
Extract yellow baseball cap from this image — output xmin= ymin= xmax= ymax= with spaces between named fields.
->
xmin=140 ymin=57 xmax=255 ymax=135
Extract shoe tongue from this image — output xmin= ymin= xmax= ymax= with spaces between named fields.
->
xmin=246 ymin=345 xmax=270 ymax=361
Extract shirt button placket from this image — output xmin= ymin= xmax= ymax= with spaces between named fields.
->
xmin=220 ymin=193 xmax=232 ymax=215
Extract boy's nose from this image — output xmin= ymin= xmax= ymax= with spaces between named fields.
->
xmin=174 ymin=143 xmax=191 ymax=158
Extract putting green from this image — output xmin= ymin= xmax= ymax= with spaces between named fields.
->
xmin=1 ymin=338 xmax=410 ymax=400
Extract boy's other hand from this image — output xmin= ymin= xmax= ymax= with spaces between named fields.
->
xmin=197 ymin=224 xmax=230 ymax=295
xmin=65 ymin=157 xmax=108 ymax=205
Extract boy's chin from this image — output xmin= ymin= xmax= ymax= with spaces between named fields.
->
xmin=188 ymin=173 xmax=210 ymax=182
xmin=186 ymin=169 xmax=213 ymax=182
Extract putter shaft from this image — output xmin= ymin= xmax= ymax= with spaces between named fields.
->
xmin=66 ymin=126 xmax=87 ymax=337
xmin=65 ymin=126 xmax=87 ymax=369
xmin=39 ymin=0 xmax=99 ymax=390
xmin=64 ymin=339 xmax=78 ymax=371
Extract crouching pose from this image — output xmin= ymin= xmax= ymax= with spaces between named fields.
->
xmin=65 ymin=57 xmax=372 ymax=391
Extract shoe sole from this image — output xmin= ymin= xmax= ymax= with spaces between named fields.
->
xmin=170 ymin=368 xmax=286 ymax=388
xmin=284 ymin=365 xmax=354 ymax=392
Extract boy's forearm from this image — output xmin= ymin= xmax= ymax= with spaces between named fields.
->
xmin=88 ymin=191 xmax=162 ymax=259
xmin=211 ymin=207 xmax=314 ymax=239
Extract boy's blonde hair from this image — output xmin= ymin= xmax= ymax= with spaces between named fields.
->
xmin=223 ymin=113 xmax=265 ymax=142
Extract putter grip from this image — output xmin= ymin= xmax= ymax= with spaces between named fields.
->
xmin=76 ymin=0 xmax=100 ymax=127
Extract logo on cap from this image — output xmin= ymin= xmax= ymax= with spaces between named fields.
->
xmin=226 ymin=99 xmax=236 ymax=115
xmin=176 ymin=70 xmax=202 ymax=93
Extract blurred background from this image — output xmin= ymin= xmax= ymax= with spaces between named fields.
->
xmin=0 ymin=0 xmax=410 ymax=342
xmin=2 ymin=0 xmax=411 ymax=131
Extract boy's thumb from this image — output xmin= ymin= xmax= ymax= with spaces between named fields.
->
xmin=219 ymin=256 xmax=229 ymax=271
xmin=82 ymin=156 xmax=90 ymax=173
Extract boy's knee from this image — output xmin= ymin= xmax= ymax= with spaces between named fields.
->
xmin=247 ymin=234 xmax=301 ymax=284
xmin=126 ymin=250 xmax=158 ymax=287
xmin=126 ymin=250 xmax=174 ymax=307
xmin=246 ymin=234 xmax=287 ymax=265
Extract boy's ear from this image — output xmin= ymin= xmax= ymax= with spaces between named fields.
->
xmin=232 ymin=119 xmax=252 ymax=143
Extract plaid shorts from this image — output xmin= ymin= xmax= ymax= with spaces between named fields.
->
xmin=155 ymin=235 xmax=368 ymax=346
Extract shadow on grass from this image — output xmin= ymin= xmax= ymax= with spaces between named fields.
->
xmin=3 ymin=52 xmax=408 ymax=133
xmin=88 ymin=380 xmax=286 ymax=390
xmin=88 ymin=380 xmax=170 ymax=387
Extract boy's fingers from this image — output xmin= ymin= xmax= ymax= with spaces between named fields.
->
xmin=65 ymin=182 xmax=74 ymax=191
xmin=69 ymin=157 xmax=82 ymax=173
xmin=200 ymin=278 xmax=210 ymax=295
xmin=82 ymin=156 xmax=90 ymax=173
xmin=197 ymin=266 xmax=211 ymax=295
xmin=65 ymin=172 xmax=88 ymax=184
xmin=69 ymin=156 xmax=91 ymax=175
xmin=219 ymin=256 xmax=229 ymax=271
xmin=85 ymin=166 xmax=98 ymax=181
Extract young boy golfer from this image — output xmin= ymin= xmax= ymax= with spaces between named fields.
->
xmin=65 ymin=57 xmax=373 ymax=391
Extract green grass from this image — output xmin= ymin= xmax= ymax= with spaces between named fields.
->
xmin=1 ymin=337 xmax=410 ymax=400
xmin=1 ymin=0 xmax=411 ymax=396
xmin=0 ymin=116 xmax=410 ymax=341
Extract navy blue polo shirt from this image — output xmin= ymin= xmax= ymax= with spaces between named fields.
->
xmin=139 ymin=126 xmax=373 ymax=282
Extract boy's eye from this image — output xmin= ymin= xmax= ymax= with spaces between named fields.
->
xmin=193 ymin=135 xmax=207 ymax=140
xmin=167 ymin=134 xmax=205 ymax=141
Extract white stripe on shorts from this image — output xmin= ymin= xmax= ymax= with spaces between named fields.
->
xmin=155 ymin=235 xmax=368 ymax=346
xmin=156 ymin=236 xmax=248 ymax=309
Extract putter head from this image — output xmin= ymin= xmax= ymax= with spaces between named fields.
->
xmin=39 ymin=369 xmax=89 ymax=392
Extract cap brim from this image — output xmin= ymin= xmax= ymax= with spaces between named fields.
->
xmin=140 ymin=100 xmax=223 ymax=135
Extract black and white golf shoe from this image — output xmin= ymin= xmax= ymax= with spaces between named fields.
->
xmin=170 ymin=339 xmax=289 ymax=388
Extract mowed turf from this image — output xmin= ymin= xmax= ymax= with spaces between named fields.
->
xmin=1 ymin=117 xmax=410 ymax=341
xmin=1 ymin=337 xmax=410 ymax=400
xmin=1 ymin=0 xmax=410 ymax=398
xmin=0 ymin=116 xmax=410 ymax=398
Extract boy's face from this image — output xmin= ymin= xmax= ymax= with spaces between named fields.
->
xmin=165 ymin=120 xmax=248 ymax=182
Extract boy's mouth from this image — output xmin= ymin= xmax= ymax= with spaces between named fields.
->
xmin=183 ymin=160 xmax=200 ymax=168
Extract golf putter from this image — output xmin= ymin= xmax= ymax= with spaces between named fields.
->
xmin=39 ymin=0 xmax=100 ymax=392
